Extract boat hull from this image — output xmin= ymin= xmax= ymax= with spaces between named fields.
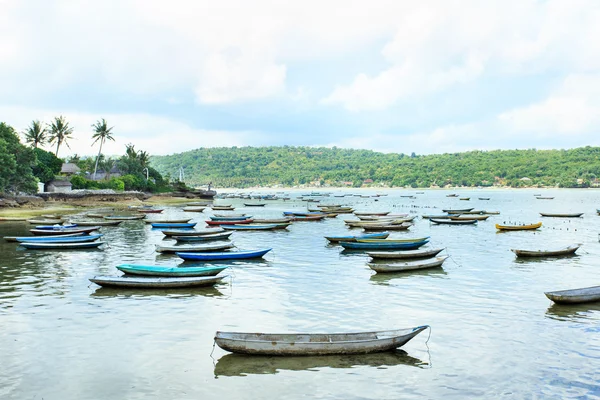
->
xmin=368 ymin=256 xmax=448 ymax=273
xmin=511 ymin=245 xmax=580 ymax=257
xmin=176 ymin=248 xmax=272 ymax=260
xmin=340 ymin=240 xmax=429 ymax=250
xmin=20 ymin=241 xmax=104 ymax=249
xmin=116 ymin=264 xmax=227 ymax=277
xmin=367 ymin=248 xmax=444 ymax=260
xmin=90 ymin=275 xmax=226 ymax=288
xmin=544 ymin=286 xmax=600 ymax=304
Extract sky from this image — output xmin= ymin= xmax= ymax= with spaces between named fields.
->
xmin=1 ymin=0 xmax=600 ymax=158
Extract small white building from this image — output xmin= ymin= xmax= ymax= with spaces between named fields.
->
xmin=46 ymin=179 xmax=72 ymax=193
xmin=37 ymin=182 xmax=45 ymax=193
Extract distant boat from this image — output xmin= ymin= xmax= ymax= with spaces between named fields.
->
xmin=116 ymin=264 xmax=227 ymax=277
xmin=176 ymin=248 xmax=272 ymax=261
xmin=173 ymin=232 xmax=233 ymax=242
xmin=161 ymin=228 xmax=224 ymax=236
xmin=69 ymin=220 xmax=123 ymax=226
xmin=362 ymin=223 xmax=412 ymax=231
xmin=155 ymin=243 xmax=234 ymax=253
xmin=205 ymin=219 xmax=254 ymax=226
xmin=20 ymin=241 xmax=105 ymax=250
xmin=4 ymin=232 xmax=85 ymax=242
xmin=103 ymin=215 xmax=146 ymax=220
xmin=459 ymin=198 xmax=470 ymax=201
xmin=145 ymin=218 xmax=192 ymax=224
xmin=545 ymin=286 xmax=600 ymax=304
xmin=539 ymin=212 xmax=583 ymax=218
xmin=35 ymin=223 xmax=78 ymax=229
xmin=30 ymin=226 xmax=100 ymax=235
xmin=89 ymin=275 xmax=226 ymax=289
xmin=511 ymin=244 xmax=580 ymax=258
xmin=137 ymin=209 xmax=163 ymax=214
xmin=325 ymin=232 xmax=390 ymax=243
xmin=252 ymin=218 xmax=292 ymax=224
xmin=441 ymin=208 xmax=474 ymax=213
xmin=291 ymin=215 xmax=326 ymax=221
xmin=496 ymin=222 xmax=542 ymax=231
xmin=214 ymin=326 xmax=429 ymax=356
xmin=339 ymin=239 xmax=428 ymax=250
xmin=15 ymin=234 xmax=103 ymax=243
xmin=244 ymin=203 xmax=266 ymax=207
xmin=27 ymin=219 xmax=65 ymax=224
xmin=478 ymin=197 xmax=491 ymax=200
xmin=367 ymin=248 xmax=444 ymax=260
xmin=536 ymin=197 xmax=554 ymax=200
xmin=353 ymin=211 xmax=390 ymax=216
xmin=430 ymin=218 xmax=477 ymax=225
xmin=368 ymin=256 xmax=448 ymax=273
xmin=221 ymin=223 xmax=290 ymax=231
xmin=151 ymin=222 xmax=197 ymax=229
xmin=210 ymin=216 xmax=252 ymax=221
xmin=182 ymin=206 xmax=206 ymax=212
xmin=446 ymin=194 xmax=458 ymax=197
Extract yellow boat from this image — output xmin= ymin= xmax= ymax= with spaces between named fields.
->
xmin=495 ymin=222 xmax=542 ymax=231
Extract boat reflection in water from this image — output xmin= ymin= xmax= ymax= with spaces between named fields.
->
xmin=369 ymin=267 xmax=448 ymax=285
xmin=90 ymin=285 xmax=225 ymax=299
xmin=213 ymin=350 xmax=427 ymax=377
xmin=545 ymin=302 xmax=600 ymax=322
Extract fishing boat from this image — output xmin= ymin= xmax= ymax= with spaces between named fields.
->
xmin=183 ymin=206 xmax=206 ymax=212
xmin=103 ymin=215 xmax=146 ymax=220
xmin=214 ymin=326 xmax=428 ymax=356
xmin=150 ymin=222 xmax=197 ymax=229
xmin=206 ymin=219 xmax=254 ymax=226
xmin=85 ymin=213 xmax=109 ymax=218
xmin=35 ymin=223 xmax=78 ymax=229
xmin=325 ymin=232 xmax=390 ymax=243
xmin=430 ymin=219 xmax=478 ymax=225
xmin=441 ymin=208 xmax=474 ymax=213
xmin=4 ymin=232 xmax=85 ymax=242
xmin=173 ymin=232 xmax=233 ymax=242
xmin=176 ymin=248 xmax=272 ymax=261
xmin=449 ymin=215 xmax=489 ymax=221
xmin=367 ymin=248 xmax=444 ymax=260
xmin=212 ymin=206 xmax=236 ymax=211
xmin=478 ymin=197 xmax=491 ymax=200
xmin=210 ymin=216 xmax=253 ymax=221
xmin=356 ymin=237 xmax=429 ymax=244
xmin=362 ymin=223 xmax=412 ymax=231
xmin=89 ymin=275 xmax=226 ymax=289
xmin=244 ymin=203 xmax=266 ymax=207
xmin=536 ymin=197 xmax=554 ymax=200
xmin=511 ymin=244 xmax=580 ymax=257
xmin=137 ymin=209 xmax=163 ymax=214
xmin=495 ymin=222 xmax=542 ymax=231
xmin=339 ymin=239 xmax=429 ymax=250
xmin=145 ymin=218 xmax=192 ymax=224
xmin=161 ymin=228 xmax=225 ymax=237
xmin=214 ymin=213 xmax=247 ymax=218
xmin=221 ymin=223 xmax=290 ymax=231
xmin=446 ymin=194 xmax=458 ymax=197
xmin=544 ymin=286 xmax=600 ymax=304
xmin=282 ymin=211 xmax=323 ymax=217
xmin=252 ymin=218 xmax=293 ymax=224
xmin=539 ymin=212 xmax=584 ymax=218
xmin=459 ymin=198 xmax=470 ymax=201
xmin=291 ymin=215 xmax=326 ymax=221
xmin=357 ymin=214 xmax=408 ymax=221
xmin=155 ymin=243 xmax=234 ymax=253
xmin=368 ymin=256 xmax=448 ymax=273
xmin=353 ymin=211 xmax=390 ymax=216
xmin=116 ymin=264 xmax=228 ymax=277
xmin=68 ymin=219 xmax=123 ymax=226
xmin=27 ymin=219 xmax=64 ymax=224
xmin=20 ymin=241 xmax=105 ymax=250
xmin=30 ymin=226 xmax=101 ymax=235
xmin=421 ymin=214 xmax=452 ymax=219
xmin=15 ymin=234 xmax=103 ymax=243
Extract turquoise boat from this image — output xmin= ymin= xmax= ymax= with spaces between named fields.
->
xmin=325 ymin=232 xmax=389 ymax=243
xmin=15 ymin=234 xmax=103 ymax=243
xmin=116 ymin=264 xmax=228 ymax=277
xmin=176 ymin=248 xmax=272 ymax=261
xmin=151 ymin=222 xmax=197 ymax=229
xmin=339 ymin=240 xmax=429 ymax=250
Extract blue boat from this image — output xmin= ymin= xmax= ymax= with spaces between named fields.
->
xmin=282 ymin=211 xmax=324 ymax=216
xmin=15 ymin=234 xmax=103 ymax=243
xmin=339 ymin=240 xmax=429 ymax=250
xmin=173 ymin=232 xmax=233 ymax=242
xmin=151 ymin=222 xmax=197 ymax=229
xmin=116 ymin=264 xmax=228 ymax=277
xmin=34 ymin=223 xmax=78 ymax=229
xmin=176 ymin=248 xmax=272 ymax=261
xmin=325 ymin=232 xmax=389 ymax=243
xmin=210 ymin=216 xmax=253 ymax=221
xmin=20 ymin=241 xmax=105 ymax=249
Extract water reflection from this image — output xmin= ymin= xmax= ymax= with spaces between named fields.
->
xmin=369 ymin=268 xmax=448 ymax=285
xmin=545 ymin=302 xmax=600 ymax=322
xmin=90 ymin=285 xmax=225 ymax=298
xmin=213 ymin=350 xmax=427 ymax=377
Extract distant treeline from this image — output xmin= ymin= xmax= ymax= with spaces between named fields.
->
xmin=150 ymin=146 xmax=600 ymax=188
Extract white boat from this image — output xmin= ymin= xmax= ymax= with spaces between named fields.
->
xmin=545 ymin=286 xmax=600 ymax=304
xmin=367 ymin=248 xmax=444 ymax=260
xmin=368 ymin=256 xmax=448 ymax=273
xmin=511 ymin=244 xmax=580 ymax=257
xmin=90 ymin=275 xmax=226 ymax=289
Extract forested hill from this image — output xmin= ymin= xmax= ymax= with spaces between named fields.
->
xmin=150 ymin=146 xmax=600 ymax=188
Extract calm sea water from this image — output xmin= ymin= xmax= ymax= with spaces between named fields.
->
xmin=1 ymin=189 xmax=599 ymax=399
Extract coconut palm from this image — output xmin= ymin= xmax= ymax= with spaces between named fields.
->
xmin=138 ymin=150 xmax=150 ymax=168
xmin=49 ymin=116 xmax=74 ymax=157
xmin=91 ymin=118 xmax=115 ymax=180
xmin=22 ymin=120 xmax=48 ymax=148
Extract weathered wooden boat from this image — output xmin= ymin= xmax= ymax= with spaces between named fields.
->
xmin=536 ymin=196 xmax=554 ymax=200
xmin=144 ymin=218 xmax=192 ymax=224
xmin=325 ymin=232 xmax=390 ymax=243
xmin=367 ymin=248 xmax=444 ymax=260
xmin=161 ymin=228 xmax=225 ymax=237
xmin=356 ymin=237 xmax=429 ymax=244
xmin=244 ymin=203 xmax=266 ymax=207
xmin=69 ymin=219 xmax=123 ymax=226
xmin=210 ymin=215 xmax=253 ymax=221
xmin=116 ymin=264 xmax=228 ymax=277
xmin=30 ymin=226 xmax=101 ymax=235
xmin=137 ymin=209 xmax=163 ymax=214
xmin=282 ymin=211 xmax=323 ymax=217
xmin=182 ymin=206 xmax=206 ymax=212
xmin=478 ymin=197 xmax=491 ymax=200
xmin=155 ymin=243 xmax=234 ymax=253
xmin=214 ymin=213 xmax=247 ymax=218
xmin=356 ymin=214 xmax=408 ymax=221
xmin=368 ymin=256 xmax=448 ymax=273
xmin=173 ymin=232 xmax=233 ymax=242
xmin=211 ymin=206 xmax=236 ymax=211
xmin=362 ymin=223 xmax=412 ymax=231
xmin=441 ymin=208 xmax=474 ymax=213
xmin=431 ymin=218 xmax=478 ymax=225
xmin=291 ymin=215 xmax=326 ymax=221
xmin=345 ymin=219 xmax=411 ymax=227
xmin=103 ymin=215 xmax=146 ymax=220
xmin=456 ymin=210 xmax=485 ymax=215
xmin=222 ymin=223 xmax=290 ymax=231
xmin=483 ymin=211 xmax=500 ymax=215
xmin=206 ymin=219 xmax=254 ymax=226
xmin=176 ymin=248 xmax=272 ymax=261
xmin=544 ymin=286 xmax=600 ymax=304
xmin=252 ymin=218 xmax=293 ymax=224
xmin=4 ymin=232 xmax=85 ymax=242
xmin=20 ymin=241 xmax=105 ymax=250
xmin=421 ymin=214 xmax=452 ymax=219
xmin=214 ymin=325 xmax=428 ymax=356
xmin=340 ymin=239 xmax=429 ymax=250
xmin=151 ymin=222 xmax=197 ymax=229
xmin=495 ymin=222 xmax=542 ymax=231
xmin=449 ymin=215 xmax=489 ymax=221
xmin=16 ymin=234 xmax=103 ymax=243
xmin=35 ymin=223 xmax=78 ymax=229
xmin=89 ymin=275 xmax=226 ymax=289
xmin=353 ymin=211 xmax=390 ymax=216
xmin=27 ymin=219 xmax=65 ymax=224
xmin=459 ymin=198 xmax=470 ymax=201
xmin=446 ymin=194 xmax=458 ymax=197
xmin=539 ymin=212 xmax=584 ymax=218
xmin=511 ymin=244 xmax=580 ymax=257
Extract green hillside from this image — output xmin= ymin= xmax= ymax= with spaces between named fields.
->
xmin=150 ymin=146 xmax=600 ymax=188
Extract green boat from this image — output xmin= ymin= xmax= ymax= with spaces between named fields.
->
xmin=116 ymin=264 xmax=228 ymax=277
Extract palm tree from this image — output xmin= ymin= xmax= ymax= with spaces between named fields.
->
xmin=138 ymin=150 xmax=150 ymax=168
xmin=49 ymin=116 xmax=74 ymax=157
xmin=91 ymin=118 xmax=115 ymax=180
xmin=23 ymin=120 xmax=48 ymax=148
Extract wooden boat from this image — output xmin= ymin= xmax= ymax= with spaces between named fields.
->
xmin=214 ymin=326 xmax=428 ymax=356
xmin=495 ymin=222 xmax=542 ymax=231
xmin=161 ymin=228 xmax=225 ymax=237
xmin=27 ymin=219 xmax=64 ymax=224
xmin=151 ymin=222 xmax=197 ymax=229
xmin=455 ymin=210 xmax=484 ymax=215
xmin=478 ymin=197 xmax=491 ymax=200
xmin=325 ymin=232 xmax=390 ymax=243
xmin=459 ymin=198 xmax=470 ymax=201
xmin=446 ymin=194 xmax=458 ymax=197
xmin=206 ymin=219 xmax=254 ymax=226
xmin=357 ymin=214 xmax=407 ymax=221
xmin=103 ymin=215 xmax=146 ymax=220
xmin=362 ymin=223 xmax=412 ymax=231
xmin=176 ymin=248 xmax=272 ymax=261
xmin=137 ymin=209 xmax=163 ymax=214
xmin=291 ymin=215 xmax=326 ymax=221
xmin=155 ymin=243 xmax=234 ymax=253
xmin=187 ymin=201 xmax=211 ymax=206
xmin=86 ymin=213 xmax=109 ymax=218
xmin=173 ymin=232 xmax=233 ymax=242
xmin=35 ymin=223 xmax=78 ymax=229
xmin=69 ymin=219 xmax=123 ymax=226
xmin=89 ymin=275 xmax=226 ymax=289
xmin=421 ymin=214 xmax=452 ymax=219
xmin=511 ymin=244 xmax=580 ymax=257
xmin=340 ymin=239 xmax=429 ymax=250
xmin=210 ymin=216 xmax=253 ymax=221
xmin=431 ymin=218 xmax=477 ymax=225
xmin=539 ymin=212 xmax=584 ymax=218
xmin=368 ymin=256 xmax=448 ymax=273
xmin=448 ymin=215 xmax=489 ymax=221
xmin=441 ymin=208 xmax=474 ymax=213
xmin=214 ymin=213 xmax=246 ymax=218
xmin=346 ymin=219 xmax=411 ymax=227
xmin=211 ymin=206 xmax=236 ymax=211
xmin=367 ymin=248 xmax=444 ymax=260
xmin=282 ymin=211 xmax=323 ymax=217
xmin=353 ymin=211 xmax=390 ymax=216
xmin=145 ymin=218 xmax=192 ymax=224
xmin=116 ymin=264 xmax=227 ymax=277
xmin=183 ymin=206 xmax=206 ymax=212
xmin=252 ymin=218 xmax=292 ymax=224
xmin=544 ymin=286 xmax=600 ymax=304
xmin=30 ymin=226 xmax=100 ymax=235
xmin=20 ymin=241 xmax=105 ymax=249
xmin=357 ymin=237 xmax=429 ymax=244
xmin=4 ymin=232 xmax=85 ymax=242
xmin=536 ymin=196 xmax=554 ymax=200
xmin=483 ymin=211 xmax=500 ymax=215
xmin=244 ymin=203 xmax=266 ymax=207
xmin=221 ymin=223 xmax=290 ymax=231
xmin=16 ymin=234 xmax=103 ymax=243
